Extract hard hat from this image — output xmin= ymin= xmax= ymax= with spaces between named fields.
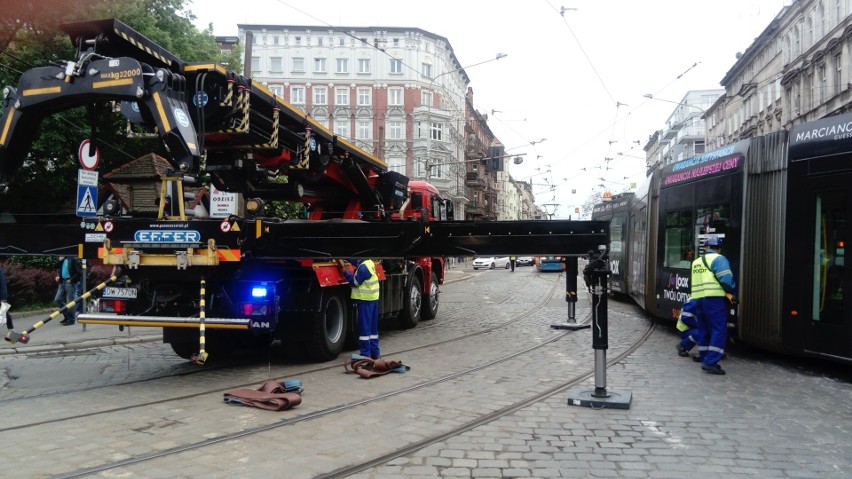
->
xmin=705 ymin=236 xmax=722 ymax=247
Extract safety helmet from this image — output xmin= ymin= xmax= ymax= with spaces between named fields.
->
xmin=705 ymin=236 xmax=722 ymax=247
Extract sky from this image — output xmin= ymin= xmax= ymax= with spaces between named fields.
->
xmin=191 ymin=0 xmax=790 ymax=219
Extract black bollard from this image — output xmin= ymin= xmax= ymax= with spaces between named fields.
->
xmin=567 ymin=247 xmax=632 ymax=409
xmin=551 ymin=256 xmax=589 ymax=330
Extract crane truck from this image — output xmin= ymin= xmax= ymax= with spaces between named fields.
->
xmin=0 ymin=19 xmax=609 ymax=362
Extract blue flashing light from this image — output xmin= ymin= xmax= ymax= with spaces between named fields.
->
xmin=251 ymin=286 xmax=268 ymax=298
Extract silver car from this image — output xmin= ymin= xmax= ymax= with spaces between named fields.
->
xmin=472 ymin=256 xmax=511 ymax=270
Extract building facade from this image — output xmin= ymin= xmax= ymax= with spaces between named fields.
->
xmin=644 ymin=89 xmax=724 ymax=172
xmin=706 ymin=1 xmax=852 ymax=148
xmin=236 ymin=24 xmax=490 ymax=219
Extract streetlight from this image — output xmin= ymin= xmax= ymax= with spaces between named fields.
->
xmin=530 ymin=137 xmax=547 ymax=146
xmin=424 ymin=53 xmax=508 ymax=180
xmin=642 ymin=93 xmax=706 ymax=114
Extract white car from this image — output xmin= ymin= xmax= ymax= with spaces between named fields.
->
xmin=472 ymin=256 xmax=511 ymax=270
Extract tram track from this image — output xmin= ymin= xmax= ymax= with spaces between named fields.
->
xmin=0 ymin=270 xmax=570 ymax=432
xmin=51 ymin=301 xmax=650 ymax=479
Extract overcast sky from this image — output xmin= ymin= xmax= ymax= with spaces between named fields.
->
xmin=192 ymin=0 xmax=789 ymax=218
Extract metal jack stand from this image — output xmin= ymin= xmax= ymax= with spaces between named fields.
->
xmin=551 ymin=256 xmax=589 ymax=330
xmin=567 ymin=248 xmax=632 ymax=409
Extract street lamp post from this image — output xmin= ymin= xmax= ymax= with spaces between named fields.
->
xmin=424 ymin=53 xmax=507 ymax=180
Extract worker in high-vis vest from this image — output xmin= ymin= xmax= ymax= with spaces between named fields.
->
xmin=343 ymin=258 xmax=381 ymax=359
xmin=690 ymin=236 xmax=736 ymax=375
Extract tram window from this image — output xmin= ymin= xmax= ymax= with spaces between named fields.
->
xmin=664 ymin=211 xmax=693 ymax=269
xmin=696 ymin=204 xmax=730 ymax=254
xmin=610 ymin=216 xmax=624 ymax=253
xmin=813 ymin=192 xmax=846 ymax=323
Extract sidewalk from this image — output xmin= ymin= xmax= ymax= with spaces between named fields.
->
xmin=0 ymin=309 xmax=161 ymax=356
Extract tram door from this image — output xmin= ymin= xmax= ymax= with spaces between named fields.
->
xmin=802 ymin=189 xmax=851 ymax=358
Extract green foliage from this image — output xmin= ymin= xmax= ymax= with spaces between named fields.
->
xmin=0 ymin=0 xmax=227 ymax=215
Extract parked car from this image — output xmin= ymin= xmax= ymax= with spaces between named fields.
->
xmin=472 ymin=256 xmax=511 ymax=270
xmin=516 ymin=256 xmax=534 ymax=266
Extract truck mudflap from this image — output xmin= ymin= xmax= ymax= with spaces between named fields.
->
xmin=77 ymin=313 xmax=250 ymax=329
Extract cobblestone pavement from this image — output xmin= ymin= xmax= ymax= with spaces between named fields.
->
xmin=1 ymin=267 xmax=850 ymax=478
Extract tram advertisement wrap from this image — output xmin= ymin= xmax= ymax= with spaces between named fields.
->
xmin=660 ymin=269 xmax=690 ymax=318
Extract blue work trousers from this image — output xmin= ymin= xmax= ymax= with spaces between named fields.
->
xmin=695 ymin=296 xmax=727 ymax=366
xmin=54 ymin=280 xmax=80 ymax=321
xmin=355 ymin=300 xmax=380 ymax=359
xmin=678 ymin=315 xmax=699 ymax=352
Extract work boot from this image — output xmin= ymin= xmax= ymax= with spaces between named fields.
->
xmin=676 ymin=344 xmax=689 ymax=357
xmin=701 ymin=363 xmax=725 ymax=375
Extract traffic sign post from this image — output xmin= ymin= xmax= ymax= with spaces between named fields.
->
xmin=77 ymin=169 xmax=99 ymax=217
xmin=78 ymin=139 xmax=100 ymax=170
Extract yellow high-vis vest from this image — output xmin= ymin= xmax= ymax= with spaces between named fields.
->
xmin=350 ymin=259 xmax=379 ymax=301
xmin=690 ymin=253 xmax=725 ymax=299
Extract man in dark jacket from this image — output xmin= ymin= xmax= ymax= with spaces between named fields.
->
xmin=55 ymin=256 xmax=82 ymax=325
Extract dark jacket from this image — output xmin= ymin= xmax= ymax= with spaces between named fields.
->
xmin=56 ymin=257 xmax=82 ymax=282
xmin=0 ymin=267 xmax=7 ymax=301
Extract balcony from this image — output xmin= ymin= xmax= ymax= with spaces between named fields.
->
xmin=466 ymin=171 xmax=484 ymax=187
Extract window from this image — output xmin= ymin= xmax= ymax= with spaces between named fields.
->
xmin=269 ymin=85 xmax=282 ymax=97
xmin=273 ymin=35 xmax=279 ymax=45
xmin=335 ymin=87 xmax=349 ymax=106
xmin=313 ymin=86 xmax=327 ymax=105
xmin=430 ymin=161 xmax=443 ymax=179
xmin=358 ymin=58 xmax=371 ymax=74
xmin=294 ymin=36 xmax=302 ymax=46
xmin=336 ymin=58 xmax=348 ymax=73
xmin=292 ymin=57 xmax=305 ymax=72
xmin=421 ymin=63 xmax=432 ymax=78
xmin=251 ymin=56 xmax=260 ymax=72
xmin=270 ymin=57 xmax=282 ymax=72
xmin=387 ymin=121 xmax=403 ymax=140
xmin=252 ymin=35 xmax=258 ymax=45
xmin=421 ymin=91 xmax=433 ymax=107
xmin=334 ymin=119 xmax=350 ymax=138
xmin=357 ymin=87 xmax=371 ymax=106
xmin=338 ymin=37 xmax=345 ymax=46
xmin=663 ymin=211 xmax=693 ymax=269
xmin=430 ymin=122 xmax=443 ymax=141
xmin=392 ymin=38 xmax=400 ymax=47
xmin=317 ymin=37 xmax=324 ymax=47
xmin=356 ymin=120 xmax=372 ymax=140
xmin=387 ymin=156 xmax=405 ymax=173
xmin=819 ymin=64 xmax=827 ymax=103
xmin=835 ymin=53 xmax=843 ymax=96
xmin=290 ymin=86 xmax=305 ymax=104
xmin=812 ymin=191 xmax=846 ymax=323
xmin=314 ymin=58 xmax=327 ymax=73
xmin=390 ymin=59 xmax=402 ymax=74
xmin=388 ymin=87 xmax=403 ymax=106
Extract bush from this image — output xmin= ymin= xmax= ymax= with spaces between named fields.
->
xmin=3 ymin=261 xmax=55 ymax=306
xmin=1 ymin=258 xmax=116 ymax=308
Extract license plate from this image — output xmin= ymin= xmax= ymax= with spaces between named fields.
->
xmin=103 ymin=287 xmax=138 ymax=299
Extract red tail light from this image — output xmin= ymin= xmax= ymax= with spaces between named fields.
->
xmin=241 ymin=303 xmax=269 ymax=316
xmin=101 ymin=299 xmax=127 ymax=313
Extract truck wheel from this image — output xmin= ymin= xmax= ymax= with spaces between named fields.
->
xmin=421 ymin=272 xmax=439 ymax=321
xmin=307 ymin=289 xmax=348 ymax=361
xmin=170 ymin=341 xmax=195 ymax=360
xmin=398 ymin=275 xmax=422 ymax=329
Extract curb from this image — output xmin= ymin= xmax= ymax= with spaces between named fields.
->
xmin=0 ymin=334 xmax=162 ymax=356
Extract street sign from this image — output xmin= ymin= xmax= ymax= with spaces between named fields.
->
xmin=76 ymin=185 xmax=98 ymax=217
xmin=210 ymin=184 xmax=238 ymax=217
xmin=78 ymin=169 xmax=98 ymax=186
xmin=78 ymin=139 xmax=100 ymax=170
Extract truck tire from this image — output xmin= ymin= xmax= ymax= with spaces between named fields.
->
xmin=421 ymin=272 xmax=439 ymax=321
xmin=307 ymin=289 xmax=349 ymax=361
xmin=398 ymin=274 xmax=422 ymax=329
xmin=170 ymin=340 xmax=196 ymax=360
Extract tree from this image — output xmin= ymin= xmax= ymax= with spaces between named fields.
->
xmin=0 ymin=0 xmax=227 ymax=217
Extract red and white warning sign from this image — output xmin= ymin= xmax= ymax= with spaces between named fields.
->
xmin=103 ymin=221 xmax=114 ymax=233
xmin=220 ymin=220 xmax=231 ymax=233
